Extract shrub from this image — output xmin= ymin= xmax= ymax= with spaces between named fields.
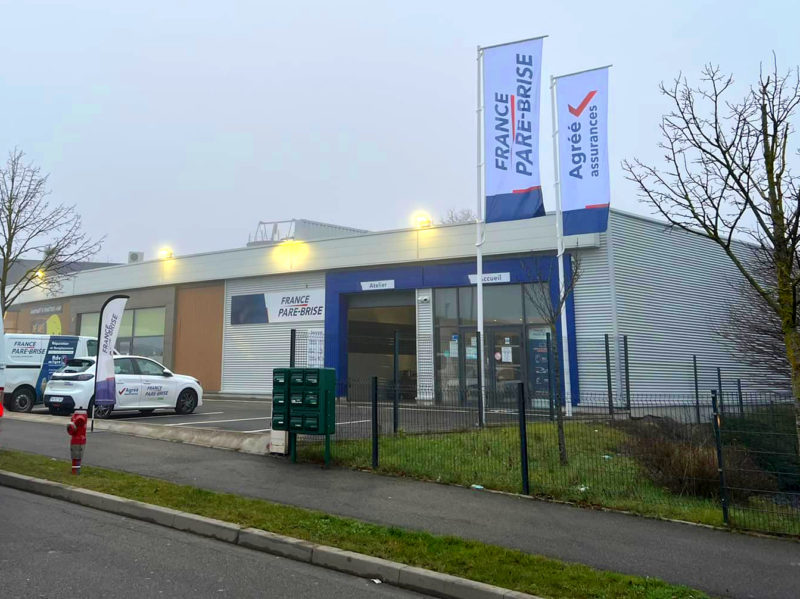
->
xmin=616 ymin=416 xmax=778 ymax=502
xmin=722 ymin=404 xmax=800 ymax=492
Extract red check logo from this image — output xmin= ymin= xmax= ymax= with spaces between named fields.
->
xmin=118 ymin=387 xmax=125 ymax=395
xmin=568 ymin=90 xmax=597 ymax=117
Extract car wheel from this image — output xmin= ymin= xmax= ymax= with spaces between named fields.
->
xmin=12 ymin=387 xmax=36 ymax=413
xmin=175 ymin=389 xmax=197 ymax=415
xmin=90 ymin=400 xmax=113 ymax=419
xmin=139 ymin=409 xmax=155 ymax=415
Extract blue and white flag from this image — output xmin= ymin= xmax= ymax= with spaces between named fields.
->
xmin=94 ymin=295 xmax=128 ymax=408
xmin=483 ymin=37 xmax=545 ymax=223
xmin=555 ymin=66 xmax=610 ymax=235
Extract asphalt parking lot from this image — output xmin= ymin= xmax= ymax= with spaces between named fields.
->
xmin=27 ymin=397 xmax=517 ymax=437
xmin=31 ymin=397 xmax=273 ymax=433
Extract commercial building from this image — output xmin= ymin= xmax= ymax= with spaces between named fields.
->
xmin=5 ymin=211 xmax=788 ymax=401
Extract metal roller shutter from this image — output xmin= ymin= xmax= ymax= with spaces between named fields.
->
xmin=222 ymin=272 xmax=325 ymax=394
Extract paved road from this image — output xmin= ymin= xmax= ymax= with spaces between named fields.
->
xmin=1 ymin=418 xmax=798 ymax=599
xmin=0 ymin=485 xmax=425 ymax=599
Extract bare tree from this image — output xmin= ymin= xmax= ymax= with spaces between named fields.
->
xmin=623 ymin=61 xmax=800 ymax=440
xmin=0 ymin=149 xmax=102 ymax=315
xmin=716 ymin=247 xmax=792 ymax=377
xmin=439 ymin=208 xmax=477 ymax=225
xmin=522 ymin=252 xmax=583 ymax=465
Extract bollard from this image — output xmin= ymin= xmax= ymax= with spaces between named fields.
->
xmin=66 ymin=411 xmax=88 ymax=475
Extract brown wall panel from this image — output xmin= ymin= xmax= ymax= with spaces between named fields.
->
xmin=173 ymin=283 xmax=224 ymax=392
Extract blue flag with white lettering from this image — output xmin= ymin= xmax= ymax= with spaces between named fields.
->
xmin=555 ymin=67 xmax=610 ymax=235
xmin=483 ymin=38 xmax=545 ymax=223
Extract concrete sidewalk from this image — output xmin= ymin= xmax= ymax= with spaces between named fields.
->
xmin=1 ymin=418 xmax=797 ymax=598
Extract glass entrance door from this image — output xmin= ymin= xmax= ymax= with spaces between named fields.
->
xmin=488 ymin=327 xmax=524 ymax=406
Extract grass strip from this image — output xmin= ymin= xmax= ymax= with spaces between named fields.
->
xmin=299 ymin=422 xmax=799 ymax=536
xmin=0 ymin=449 xmax=707 ymax=599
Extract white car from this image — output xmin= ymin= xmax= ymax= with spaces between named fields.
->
xmin=43 ymin=355 xmax=203 ymax=418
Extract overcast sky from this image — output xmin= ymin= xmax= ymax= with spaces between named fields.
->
xmin=2 ymin=0 xmax=798 ymax=262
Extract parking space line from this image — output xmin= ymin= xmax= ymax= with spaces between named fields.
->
xmin=242 ymin=428 xmax=271 ymax=433
xmin=166 ymin=417 xmax=271 ymax=427
xmin=203 ymin=399 xmax=271 ymax=404
xmin=336 ymin=419 xmax=370 ymax=425
xmin=124 ymin=411 xmax=225 ymax=421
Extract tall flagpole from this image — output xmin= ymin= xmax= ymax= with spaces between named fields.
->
xmin=549 ymin=75 xmax=573 ymax=417
xmin=476 ymin=45 xmax=486 ymax=423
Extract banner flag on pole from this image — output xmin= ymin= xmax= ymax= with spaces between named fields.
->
xmin=555 ymin=66 xmax=611 ymax=235
xmin=93 ymin=295 xmax=129 ymax=408
xmin=483 ymin=37 xmax=545 ymax=223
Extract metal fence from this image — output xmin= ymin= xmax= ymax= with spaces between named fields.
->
xmin=294 ymin=378 xmax=799 ymax=536
xmin=287 ymin=329 xmax=799 ymax=536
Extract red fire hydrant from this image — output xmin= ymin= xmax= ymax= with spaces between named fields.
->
xmin=66 ymin=411 xmax=88 ymax=475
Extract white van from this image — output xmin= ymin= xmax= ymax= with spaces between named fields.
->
xmin=3 ymin=334 xmax=97 ymax=412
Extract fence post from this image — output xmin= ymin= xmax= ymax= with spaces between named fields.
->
xmin=517 ymin=382 xmax=530 ymax=495
xmin=604 ymin=334 xmax=614 ymax=416
xmin=716 ymin=367 xmax=724 ymax=414
xmin=710 ymin=389 xmax=730 ymax=526
xmin=393 ymin=330 xmax=400 ymax=434
xmin=546 ymin=332 xmax=555 ymax=422
xmin=623 ymin=335 xmax=631 ymax=410
xmin=693 ymin=355 xmax=700 ymax=425
xmin=371 ymin=376 xmax=379 ymax=469
xmin=476 ymin=331 xmax=485 ymax=428
xmin=289 ymin=329 xmax=297 ymax=368
xmin=736 ymin=379 xmax=744 ymax=415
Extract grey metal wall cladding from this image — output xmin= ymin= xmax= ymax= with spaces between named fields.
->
xmin=573 ymin=230 xmax=617 ymax=395
xmin=222 ymin=273 xmax=325 ymax=394
xmin=574 ymin=210 xmax=790 ymax=397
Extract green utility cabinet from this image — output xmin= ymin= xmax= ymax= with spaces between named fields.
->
xmin=272 ymin=367 xmax=336 ymax=464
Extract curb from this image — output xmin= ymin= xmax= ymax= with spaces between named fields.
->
xmin=0 ymin=470 xmax=541 ymax=599
xmin=2 ymin=412 xmax=272 ymax=455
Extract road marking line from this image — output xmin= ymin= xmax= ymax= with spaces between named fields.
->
xmin=204 ymin=399 xmax=270 ymax=404
xmin=336 ymin=419 xmax=370 ymax=425
xmin=242 ymin=428 xmax=271 ymax=433
xmin=166 ymin=417 xmax=271 ymax=427
xmin=125 ymin=411 xmax=225 ymax=420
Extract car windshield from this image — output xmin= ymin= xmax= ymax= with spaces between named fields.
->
xmin=59 ymin=358 xmax=95 ymax=373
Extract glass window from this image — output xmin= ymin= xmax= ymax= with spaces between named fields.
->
xmin=523 ymin=283 xmax=550 ymax=324
xmin=79 ymin=313 xmax=99 ymax=337
xmin=135 ymin=358 xmax=166 ymax=376
xmin=116 ymin=338 xmax=133 ymax=355
xmin=131 ymin=336 xmax=164 ymax=362
xmin=61 ymin=358 xmax=95 ymax=373
xmin=484 ymin=284 xmax=524 ymax=325
xmin=434 ymin=288 xmax=458 ymax=326
xmin=134 ymin=307 xmax=165 ymax=336
xmin=120 ymin=311 xmax=134 ymax=337
xmin=114 ymin=358 xmax=136 ymax=375
xmin=458 ymin=287 xmax=476 ymax=325
xmin=86 ymin=339 xmax=98 ymax=356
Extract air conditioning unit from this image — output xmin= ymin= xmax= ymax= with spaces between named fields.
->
xmin=128 ymin=251 xmax=145 ymax=264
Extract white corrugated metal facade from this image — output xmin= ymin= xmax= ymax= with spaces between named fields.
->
xmin=222 ymin=272 xmax=325 ymax=394
xmin=574 ymin=211 xmax=790 ymax=397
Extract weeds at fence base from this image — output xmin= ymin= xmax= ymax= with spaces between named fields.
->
xmin=298 ymin=420 xmax=800 ymax=536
